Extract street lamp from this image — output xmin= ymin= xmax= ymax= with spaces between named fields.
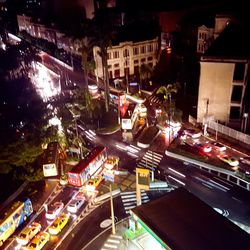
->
xmin=102 ymin=184 xmax=116 ymax=235
xmin=73 ymin=114 xmax=83 ymax=159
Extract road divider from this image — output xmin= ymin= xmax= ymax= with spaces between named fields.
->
xmin=94 ymin=189 xmax=121 ymax=204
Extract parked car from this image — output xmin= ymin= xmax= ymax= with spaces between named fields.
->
xmin=26 ymin=231 xmax=50 ymax=250
xmin=45 ymin=201 xmax=64 ymax=220
xmin=67 ymin=199 xmax=85 ymax=213
xmin=211 ymin=141 xmax=226 ymax=151
xmin=16 ymin=222 xmax=41 ymax=245
xmin=218 ymin=155 xmax=239 ymax=168
xmin=48 ymin=213 xmax=70 ymax=235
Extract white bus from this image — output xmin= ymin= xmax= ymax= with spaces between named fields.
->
xmin=121 ymin=103 xmax=138 ymax=130
xmin=43 ymin=142 xmax=61 ymax=177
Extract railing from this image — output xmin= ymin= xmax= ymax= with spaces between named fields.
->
xmin=165 ymin=150 xmax=250 ymax=191
xmin=208 ymin=120 xmax=250 ymax=145
xmin=188 ymin=115 xmax=250 ymax=145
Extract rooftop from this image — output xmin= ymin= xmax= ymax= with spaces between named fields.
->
xmin=202 ymin=22 xmax=250 ymax=60
xmin=131 ymin=187 xmax=250 ymax=250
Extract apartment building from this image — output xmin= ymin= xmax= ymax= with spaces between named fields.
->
xmin=197 ymin=22 xmax=250 ymax=124
xmin=93 ymin=38 xmax=158 ymax=80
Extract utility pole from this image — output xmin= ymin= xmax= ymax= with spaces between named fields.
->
xmin=109 ymin=184 xmax=116 ymax=235
xmin=215 ymin=120 xmax=218 ymax=141
xmin=151 ymin=151 xmax=154 ymax=182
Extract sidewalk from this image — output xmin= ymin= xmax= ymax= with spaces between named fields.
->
xmin=87 ymin=218 xmax=143 ymax=250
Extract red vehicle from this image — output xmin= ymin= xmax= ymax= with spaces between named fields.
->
xmin=68 ymin=146 xmax=107 ymax=187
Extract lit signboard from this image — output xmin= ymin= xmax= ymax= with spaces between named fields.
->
xmin=129 ymin=82 xmax=138 ymax=86
xmin=136 ymin=168 xmax=150 ymax=190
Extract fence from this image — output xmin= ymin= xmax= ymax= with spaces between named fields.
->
xmin=188 ymin=115 xmax=250 ymax=145
xmin=165 ymin=150 xmax=250 ymax=191
xmin=208 ymin=120 xmax=250 ymax=145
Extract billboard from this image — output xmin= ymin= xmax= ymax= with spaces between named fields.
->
xmin=136 ymin=168 xmax=150 ymax=190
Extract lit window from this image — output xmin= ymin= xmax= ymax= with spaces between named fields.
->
xmin=133 ymin=47 xmax=139 ymax=55
xmin=113 ymin=51 xmax=119 ymax=59
xmin=123 ymin=49 xmax=129 ymax=57
xmin=147 ymin=44 xmax=153 ymax=52
xmin=140 ymin=46 xmax=145 ymax=54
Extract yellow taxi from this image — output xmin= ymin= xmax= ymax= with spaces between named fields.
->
xmin=16 ymin=222 xmax=41 ymax=245
xmin=26 ymin=231 xmax=50 ymax=250
xmin=48 ymin=213 xmax=70 ymax=235
xmin=86 ymin=175 xmax=103 ymax=191
xmin=104 ymin=155 xmax=120 ymax=170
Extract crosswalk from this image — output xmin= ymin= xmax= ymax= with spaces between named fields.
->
xmin=115 ymin=143 xmax=141 ymax=158
xmin=101 ymin=234 xmax=123 ymax=250
xmin=137 ymin=150 xmax=163 ymax=171
xmin=148 ymin=95 xmax=163 ymax=105
xmin=121 ymin=190 xmax=150 ymax=214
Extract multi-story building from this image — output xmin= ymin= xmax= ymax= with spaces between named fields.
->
xmin=197 ymin=25 xmax=214 ymax=54
xmin=93 ymin=38 xmax=158 ymax=80
xmin=17 ymin=14 xmax=72 ymax=52
xmin=197 ymin=22 xmax=250 ymax=125
xmin=197 ymin=14 xmax=232 ymax=54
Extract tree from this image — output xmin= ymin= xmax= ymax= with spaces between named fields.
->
xmin=140 ymin=64 xmax=153 ymax=89
xmin=157 ymin=83 xmax=181 ymax=122
xmin=91 ymin=9 xmax=118 ymax=112
xmin=73 ymin=37 xmax=95 ymax=87
xmin=157 ymin=83 xmax=180 ymax=103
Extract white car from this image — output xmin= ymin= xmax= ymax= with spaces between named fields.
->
xmin=67 ymin=199 xmax=85 ymax=213
xmin=45 ymin=201 xmax=64 ymax=220
xmin=212 ymin=142 xmax=226 ymax=151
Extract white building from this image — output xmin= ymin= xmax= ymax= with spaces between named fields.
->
xmin=197 ymin=22 xmax=249 ymax=124
xmin=197 ymin=25 xmax=214 ymax=54
xmin=93 ymin=38 xmax=158 ymax=80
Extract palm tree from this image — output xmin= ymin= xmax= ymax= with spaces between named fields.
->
xmin=90 ymin=9 xmax=118 ymax=112
xmin=156 ymin=83 xmax=180 ymax=103
xmin=157 ymin=83 xmax=181 ymax=122
xmin=73 ymin=37 xmax=95 ymax=88
xmin=140 ymin=64 xmax=153 ymax=89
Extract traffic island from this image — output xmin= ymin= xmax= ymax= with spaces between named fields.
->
xmin=137 ymin=126 xmax=160 ymax=148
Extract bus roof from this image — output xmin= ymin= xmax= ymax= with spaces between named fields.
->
xmin=123 ymin=103 xmax=136 ymax=119
xmin=43 ymin=142 xmax=60 ymax=164
xmin=0 ymin=199 xmax=26 ymax=224
xmin=69 ymin=146 xmax=106 ymax=174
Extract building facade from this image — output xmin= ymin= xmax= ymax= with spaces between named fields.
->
xmin=197 ymin=58 xmax=249 ymax=123
xmin=17 ymin=14 xmax=72 ymax=52
xmin=197 ymin=25 xmax=214 ymax=54
xmin=93 ymin=38 xmax=158 ymax=81
xmin=197 ymin=15 xmax=232 ymax=54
